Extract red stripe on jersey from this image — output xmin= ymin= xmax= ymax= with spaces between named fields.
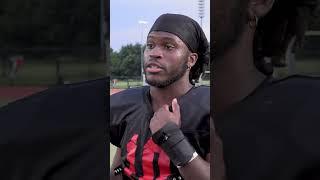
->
xmin=143 ymin=138 xmax=171 ymax=179
xmin=124 ymin=134 xmax=172 ymax=180
xmin=124 ymin=134 xmax=139 ymax=179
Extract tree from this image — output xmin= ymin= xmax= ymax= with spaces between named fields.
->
xmin=0 ymin=0 xmax=100 ymax=54
xmin=110 ymin=43 xmax=142 ymax=78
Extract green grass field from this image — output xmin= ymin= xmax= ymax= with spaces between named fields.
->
xmin=111 ymin=79 xmax=210 ymax=89
xmin=274 ymin=59 xmax=320 ymax=77
xmin=0 ymin=60 xmax=107 ymax=85
xmin=0 ymin=59 xmax=107 ymax=108
xmin=111 ymin=80 xmax=143 ymax=89
xmin=0 ymin=99 xmax=10 ymax=107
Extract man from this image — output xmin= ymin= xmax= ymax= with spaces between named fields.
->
xmin=212 ymin=0 xmax=320 ymax=179
xmin=110 ymin=14 xmax=212 ymax=180
xmin=0 ymin=78 xmax=108 ymax=179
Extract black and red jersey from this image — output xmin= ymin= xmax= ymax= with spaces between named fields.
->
xmin=110 ymin=86 xmax=210 ymax=180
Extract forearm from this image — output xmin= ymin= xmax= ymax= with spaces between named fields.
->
xmin=110 ymin=171 xmax=123 ymax=180
xmin=110 ymin=162 xmax=123 ymax=180
xmin=178 ymin=156 xmax=210 ymax=180
xmin=110 ymin=148 xmax=123 ymax=180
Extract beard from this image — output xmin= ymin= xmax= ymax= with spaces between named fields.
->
xmin=212 ymin=0 xmax=249 ymax=60
xmin=145 ymin=61 xmax=188 ymax=88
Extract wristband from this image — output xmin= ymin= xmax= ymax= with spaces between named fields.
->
xmin=113 ymin=165 xmax=123 ymax=176
xmin=152 ymin=122 xmax=195 ymax=167
xmin=176 ymin=151 xmax=198 ymax=168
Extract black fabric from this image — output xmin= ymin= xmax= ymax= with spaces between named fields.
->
xmin=149 ymin=13 xmax=209 ymax=64
xmin=153 ymin=152 xmax=160 ymax=180
xmin=0 ymin=78 xmax=108 ymax=180
xmin=216 ymin=75 xmax=320 ymax=180
xmin=134 ymin=129 xmax=145 ymax=177
xmin=110 ymin=86 xmax=210 ymax=178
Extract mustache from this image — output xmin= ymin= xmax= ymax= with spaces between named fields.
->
xmin=144 ymin=60 xmax=166 ymax=70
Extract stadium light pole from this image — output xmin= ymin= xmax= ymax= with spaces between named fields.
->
xmin=100 ymin=0 xmax=105 ymax=62
xmin=198 ymin=0 xmax=205 ymax=84
xmin=198 ymin=0 xmax=205 ymax=27
xmin=138 ymin=20 xmax=148 ymax=86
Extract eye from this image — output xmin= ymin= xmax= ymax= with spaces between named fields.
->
xmin=146 ymin=43 xmax=154 ymax=49
xmin=165 ymin=44 xmax=175 ymax=50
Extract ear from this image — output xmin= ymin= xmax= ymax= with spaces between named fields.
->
xmin=249 ymin=0 xmax=275 ymax=18
xmin=188 ymin=52 xmax=198 ymax=68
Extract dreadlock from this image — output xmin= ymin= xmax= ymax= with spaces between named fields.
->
xmin=189 ymin=46 xmax=210 ymax=84
xmin=254 ymin=0 xmax=319 ymax=75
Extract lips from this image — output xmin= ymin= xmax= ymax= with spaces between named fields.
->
xmin=145 ymin=63 xmax=164 ymax=73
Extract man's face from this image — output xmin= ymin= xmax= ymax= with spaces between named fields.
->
xmin=212 ymin=0 xmax=249 ymax=59
xmin=143 ymin=31 xmax=189 ymax=88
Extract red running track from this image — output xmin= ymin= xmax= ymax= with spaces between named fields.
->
xmin=0 ymin=86 xmax=47 ymax=101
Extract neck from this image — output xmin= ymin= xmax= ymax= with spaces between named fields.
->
xmin=213 ymin=28 xmax=266 ymax=114
xmin=150 ymin=74 xmax=193 ymax=111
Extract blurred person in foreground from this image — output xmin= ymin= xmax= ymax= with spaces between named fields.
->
xmin=0 ymin=78 xmax=108 ymax=179
xmin=212 ymin=0 xmax=320 ymax=179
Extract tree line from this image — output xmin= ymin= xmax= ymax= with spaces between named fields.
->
xmin=0 ymin=0 xmax=100 ymax=56
xmin=110 ymin=43 xmax=142 ymax=78
xmin=110 ymin=43 xmax=210 ymax=79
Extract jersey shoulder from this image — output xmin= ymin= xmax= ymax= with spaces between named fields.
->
xmin=110 ymin=86 xmax=147 ymax=108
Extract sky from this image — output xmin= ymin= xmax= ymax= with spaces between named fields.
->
xmin=110 ymin=0 xmax=210 ymax=52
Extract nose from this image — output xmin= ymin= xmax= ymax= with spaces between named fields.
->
xmin=146 ymin=46 xmax=163 ymax=59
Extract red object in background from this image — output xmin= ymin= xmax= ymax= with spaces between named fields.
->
xmin=15 ymin=57 xmax=24 ymax=70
